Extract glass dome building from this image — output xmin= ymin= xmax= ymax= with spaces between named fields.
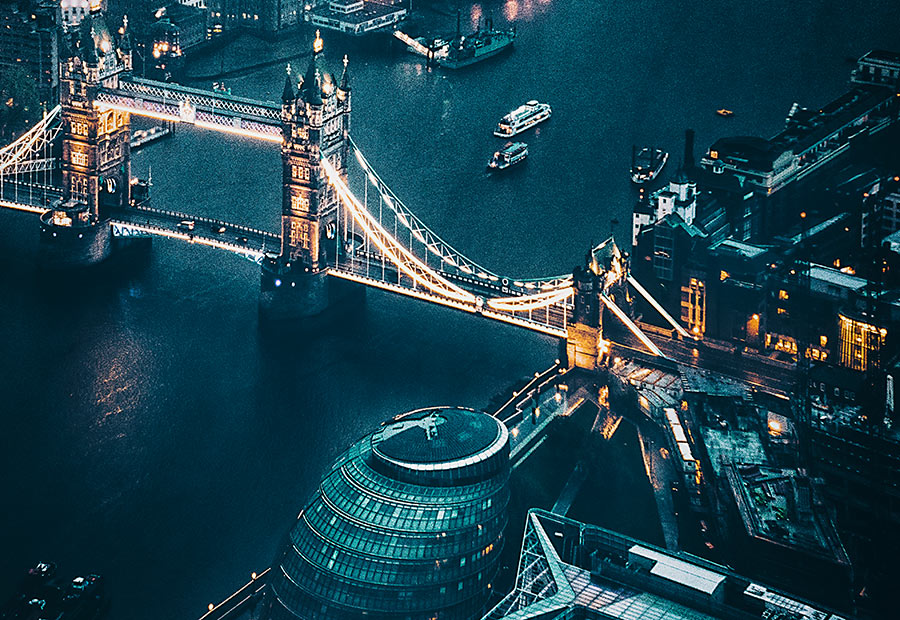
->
xmin=263 ymin=407 xmax=511 ymax=620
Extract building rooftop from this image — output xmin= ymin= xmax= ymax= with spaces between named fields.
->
xmin=785 ymin=213 xmax=850 ymax=246
xmin=726 ymin=464 xmax=851 ymax=566
xmin=372 ymin=407 xmax=504 ymax=466
xmin=308 ymin=0 xmax=407 ymax=26
xmin=859 ymin=49 xmax=900 ymax=64
xmin=628 ymin=545 xmax=726 ymax=595
xmin=709 ymin=238 xmax=768 ymax=259
xmin=774 ymin=87 xmax=891 ymax=155
xmin=702 ymin=429 xmax=767 ymax=477
xmin=707 ymin=135 xmax=780 ymax=172
xmin=483 ymin=509 xmax=846 ymax=620
xmin=681 ymin=367 xmax=752 ymax=398
xmin=609 ymin=358 xmax=682 ymax=412
xmin=809 ymin=264 xmax=867 ymax=292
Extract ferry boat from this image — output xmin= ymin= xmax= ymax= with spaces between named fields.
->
xmin=488 ymin=142 xmax=528 ymax=170
xmin=494 ymin=101 xmax=552 ymax=138
xmin=716 ymin=108 xmax=734 ymax=117
xmin=631 ymin=147 xmax=669 ymax=184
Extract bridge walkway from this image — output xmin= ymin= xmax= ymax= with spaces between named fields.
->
xmin=110 ymin=205 xmax=279 ymax=261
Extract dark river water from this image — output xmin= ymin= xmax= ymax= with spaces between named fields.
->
xmin=1 ymin=1 xmax=898 ymax=617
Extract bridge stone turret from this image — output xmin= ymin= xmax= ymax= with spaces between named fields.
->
xmin=567 ymin=262 xmax=604 ymax=370
xmin=41 ymin=4 xmax=133 ymax=267
xmin=260 ymin=31 xmax=358 ymax=320
xmin=566 ymin=238 xmax=627 ymax=370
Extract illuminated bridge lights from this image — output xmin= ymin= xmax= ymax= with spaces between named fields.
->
xmin=486 ymin=287 xmax=574 ymax=313
xmin=322 ymin=156 xmax=574 ymax=336
xmin=94 ymin=101 xmax=284 ymax=143
xmin=322 ymin=157 xmax=477 ymax=304
xmin=1 ymin=106 xmax=654 ymax=345
xmin=601 ymin=294 xmax=663 ymax=356
xmin=0 ymin=106 xmax=61 ymax=173
xmin=350 ymin=141 xmax=573 ymax=292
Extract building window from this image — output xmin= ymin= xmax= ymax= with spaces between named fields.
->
xmin=71 ymin=152 xmax=88 ymax=167
xmin=652 ymin=227 xmax=673 ymax=282
xmin=839 ymin=313 xmax=887 ymax=371
xmin=680 ymin=278 xmax=706 ymax=336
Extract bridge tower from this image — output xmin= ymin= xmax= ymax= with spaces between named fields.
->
xmin=567 ymin=263 xmax=604 ymax=370
xmin=40 ymin=4 xmax=133 ymax=267
xmin=260 ymin=32 xmax=358 ymax=319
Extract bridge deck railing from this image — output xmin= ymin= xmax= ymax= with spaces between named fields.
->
xmin=121 ymin=204 xmax=279 ymax=241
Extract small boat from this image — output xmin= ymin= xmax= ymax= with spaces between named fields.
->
xmin=631 ymin=147 xmax=668 ymax=184
xmin=716 ymin=109 xmax=734 ymax=117
xmin=494 ymin=101 xmax=552 ymax=138
xmin=4 ymin=564 xmax=106 ymax=620
xmin=488 ymin=142 xmax=528 ymax=170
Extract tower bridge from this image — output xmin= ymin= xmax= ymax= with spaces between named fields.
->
xmin=0 ymin=6 xmax=694 ymax=372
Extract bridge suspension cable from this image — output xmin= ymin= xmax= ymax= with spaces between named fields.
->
xmin=486 ymin=286 xmax=573 ymax=312
xmin=322 ymin=156 xmax=478 ymax=304
xmin=349 ymin=137 xmax=573 ymax=293
xmin=627 ymin=274 xmax=693 ymax=339
xmin=600 ymin=294 xmax=663 ymax=356
xmin=0 ymin=105 xmax=61 ymax=173
xmin=1 ymin=105 xmax=62 ymax=212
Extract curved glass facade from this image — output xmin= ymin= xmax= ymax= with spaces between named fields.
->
xmin=264 ymin=407 xmax=511 ymax=620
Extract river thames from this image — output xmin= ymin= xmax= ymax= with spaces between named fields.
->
xmin=1 ymin=1 xmax=899 ymax=617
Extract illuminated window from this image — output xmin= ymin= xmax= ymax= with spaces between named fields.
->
xmin=777 ymin=307 xmax=787 ymax=315
xmin=680 ymin=279 xmax=706 ymax=336
xmin=289 ymin=219 xmax=310 ymax=250
xmin=71 ymin=152 xmax=88 ymax=167
xmin=778 ymin=289 xmax=789 ymax=300
xmin=710 ymin=150 xmax=718 ymax=159
xmin=839 ymin=313 xmax=886 ymax=371
xmin=719 ymin=270 xmax=729 ymax=281
xmin=820 ymin=335 xmax=828 ymax=347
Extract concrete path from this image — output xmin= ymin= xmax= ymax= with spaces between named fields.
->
xmin=551 ymin=461 xmax=589 ymax=516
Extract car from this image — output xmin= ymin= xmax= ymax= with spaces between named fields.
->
xmin=178 ymin=220 xmax=195 ymax=231
xmin=213 ymin=225 xmax=226 ymax=234
xmin=236 ymin=236 xmax=249 ymax=244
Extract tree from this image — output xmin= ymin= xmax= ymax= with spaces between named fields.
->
xmin=0 ymin=65 xmax=41 ymax=141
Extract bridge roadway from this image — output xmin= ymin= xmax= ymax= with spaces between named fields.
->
xmin=1 ymin=181 xmax=62 ymax=213
xmin=0 ymin=187 xmax=798 ymax=387
xmin=109 ymin=204 xmax=279 ymax=261
xmin=332 ymin=252 xmax=571 ymax=336
xmin=611 ymin=329 xmax=797 ymax=396
xmin=1 ymin=191 xmax=571 ymax=336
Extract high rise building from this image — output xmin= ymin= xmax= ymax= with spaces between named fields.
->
xmin=262 ymin=407 xmax=511 ymax=620
xmin=0 ymin=0 xmax=61 ymax=105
